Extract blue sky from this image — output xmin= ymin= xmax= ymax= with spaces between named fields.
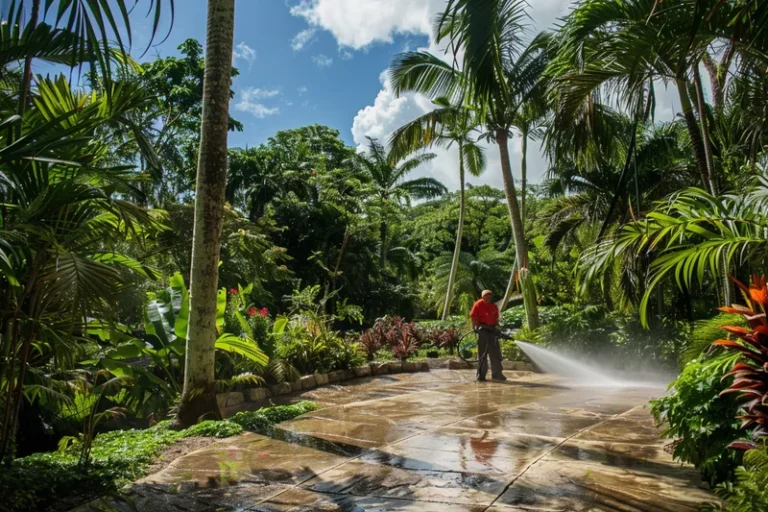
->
xmin=129 ymin=0 xmax=431 ymax=149
xmin=35 ymin=0 xmax=683 ymax=190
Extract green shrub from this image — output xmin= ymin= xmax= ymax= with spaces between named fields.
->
xmin=230 ymin=401 xmax=319 ymax=434
xmin=1 ymin=402 xmax=317 ymax=511
xmin=182 ymin=420 xmax=243 ymax=438
xmin=650 ymin=352 xmax=748 ymax=486
xmin=501 ymin=340 xmax=523 ymax=361
xmin=500 ymin=306 xmax=526 ymax=328
xmin=709 ymin=443 xmax=768 ymax=512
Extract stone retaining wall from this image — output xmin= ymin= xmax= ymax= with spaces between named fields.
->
xmin=217 ymin=360 xmax=431 ymax=412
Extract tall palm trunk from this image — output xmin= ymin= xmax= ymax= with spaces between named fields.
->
xmin=692 ymin=66 xmax=717 ymax=195
xmin=379 ymin=220 xmax=387 ymax=266
xmin=520 ymin=125 xmax=528 ymax=218
xmin=496 ymin=130 xmax=538 ymax=329
xmin=442 ymin=144 xmax=466 ymax=320
xmin=332 ymin=227 xmax=351 ymax=292
xmin=676 ymin=77 xmax=710 ymax=189
xmin=175 ymin=0 xmax=235 ymax=427
xmin=693 ymin=64 xmax=731 ymax=306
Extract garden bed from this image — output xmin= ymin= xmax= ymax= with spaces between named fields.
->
xmin=0 ymin=402 xmax=319 ymax=512
xmin=218 ymin=362 xmax=431 ymax=415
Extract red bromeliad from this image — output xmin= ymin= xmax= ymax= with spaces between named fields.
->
xmin=712 ymin=275 xmax=768 ymax=450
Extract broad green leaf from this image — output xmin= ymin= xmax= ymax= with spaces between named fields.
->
xmin=215 ymin=334 xmax=268 ymax=366
xmin=169 ymin=272 xmax=189 ymax=340
xmin=101 ymin=358 xmax=134 ymax=378
xmin=272 ymin=316 xmax=288 ymax=335
xmin=235 ymin=310 xmax=254 ymax=339
xmin=105 ymin=343 xmax=142 ymax=360
xmin=216 ymin=288 xmax=227 ymax=333
xmin=145 ymin=296 xmax=172 ymax=346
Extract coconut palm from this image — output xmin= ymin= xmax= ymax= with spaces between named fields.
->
xmin=175 ymin=0 xmax=236 ymax=427
xmin=546 ymin=0 xmax=757 ymax=196
xmin=391 ymin=1 xmax=549 ymax=327
xmin=351 ymin=137 xmax=444 ymax=265
xmin=389 ymin=98 xmax=486 ymax=319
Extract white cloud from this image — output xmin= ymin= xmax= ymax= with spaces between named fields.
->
xmin=297 ymin=86 xmax=308 ymax=95
xmin=312 ymin=54 xmax=333 ymax=68
xmin=236 ymin=87 xmax=280 ymax=119
xmin=340 ymin=0 xmax=595 ymax=191
xmin=291 ymin=0 xmax=572 ymax=51
xmin=233 ymin=41 xmax=257 ymax=67
xmin=291 ymin=0 xmax=441 ymax=50
xmin=291 ymin=28 xmax=317 ymax=51
xmin=339 ymin=48 xmax=354 ymax=60
xmin=249 ymin=88 xmax=281 ymax=99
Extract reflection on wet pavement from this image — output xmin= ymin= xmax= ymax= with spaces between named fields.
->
xmin=73 ymin=370 xmax=715 ymax=512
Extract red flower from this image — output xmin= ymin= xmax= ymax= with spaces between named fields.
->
xmin=229 ymin=288 xmax=238 ymax=294
xmin=259 ymin=308 xmax=269 ymax=316
xmin=248 ymin=307 xmax=257 ymax=317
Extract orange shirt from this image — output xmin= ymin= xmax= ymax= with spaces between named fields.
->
xmin=470 ymin=299 xmax=499 ymax=326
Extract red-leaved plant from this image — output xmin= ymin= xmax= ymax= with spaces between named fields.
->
xmin=392 ymin=329 xmax=420 ymax=362
xmin=712 ymin=275 xmax=768 ymax=450
xmin=359 ymin=330 xmax=382 ymax=361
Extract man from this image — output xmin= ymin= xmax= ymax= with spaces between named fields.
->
xmin=469 ymin=290 xmax=506 ymax=382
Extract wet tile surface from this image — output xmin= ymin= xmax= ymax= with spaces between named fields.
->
xmin=80 ymin=370 xmax=715 ymax=511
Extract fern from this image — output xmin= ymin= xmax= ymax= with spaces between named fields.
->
xmin=682 ymin=314 xmax=746 ymax=365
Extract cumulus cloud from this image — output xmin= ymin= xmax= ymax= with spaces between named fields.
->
xmin=312 ymin=54 xmax=334 ymax=68
xmin=291 ymin=28 xmax=317 ymax=51
xmin=233 ymin=41 xmax=256 ymax=67
xmin=352 ymin=72 xmax=513 ymax=191
xmin=290 ymin=0 xmax=442 ymax=50
xmin=236 ymin=87 xmax=281 ymax=118
xmin=291 ymin=0 xmax=571 ymax=51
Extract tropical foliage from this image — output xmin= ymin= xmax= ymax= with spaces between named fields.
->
xmin=2 ymin=0 xmax=768 ymax=510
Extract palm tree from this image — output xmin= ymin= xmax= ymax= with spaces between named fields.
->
xmin=432 ymin=249 xmax=513 ymax=314
xmin=351 ymin=137 xmax=445 ymax=265
xmin=175 ymin=0 xmax=236 ymax=427
xmin=545 ymin=120 xmax=693 ymax=308
xmin=0 ymin=0 xmax=174 ymax=460
xmin=579 ymin=180 xmax=768 ymax=326
xmin=389 ymin=98 xmax=486 ymax=319
xmin=390 ymin=1 xmax=549 ymax=328
xmin=0 ymin=78 xmax=166 ymax=459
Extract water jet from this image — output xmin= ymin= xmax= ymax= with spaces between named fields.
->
xmin=516 ymin=341 xmax=667 ymax=388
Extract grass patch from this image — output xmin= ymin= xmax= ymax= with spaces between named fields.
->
xmin=0 ymin=401 xmax=318 ymax=512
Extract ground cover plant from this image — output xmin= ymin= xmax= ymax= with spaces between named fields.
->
xmin=1 ymin=402 xmax=318 ymax=512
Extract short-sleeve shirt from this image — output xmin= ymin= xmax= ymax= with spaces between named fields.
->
xmin=470 ymin=299 xmax=499 ymax=326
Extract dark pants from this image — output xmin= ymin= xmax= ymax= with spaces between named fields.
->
xmin=477 ymin=328 xmax=503 ymax=379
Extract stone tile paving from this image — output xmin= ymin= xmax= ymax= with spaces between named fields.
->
xmin=74 ymin=370 xmax=715 ymax=511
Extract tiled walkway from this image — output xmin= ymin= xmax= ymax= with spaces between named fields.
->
xmin=76 ymin=370 xmax=714 ymax=511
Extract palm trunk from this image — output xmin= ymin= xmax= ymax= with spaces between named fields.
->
xmin=332 ymin=227 xmax=351 ymax=291
xmin=521 ymin=125 xmax=528 ymax=218
xmin=692 ymin=65 xmax=717 ymax=195
xmin=675 ymin=77 xmax=710 ymax=189
xmin=175 ymin=0 xmax=235 ymax=427
xmin=693 ymin=64 xmax=730 ymax=306
xmin=442 ymin=144 xmax=466 ymax=320
xmin=379 ymin=220 xmax=387 ymax=266
xmin=496 ymin=130 xmax=538 ymax=328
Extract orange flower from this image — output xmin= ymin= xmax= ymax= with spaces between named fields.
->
xmin=749 ymin=275 xmax=768 ymax=309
